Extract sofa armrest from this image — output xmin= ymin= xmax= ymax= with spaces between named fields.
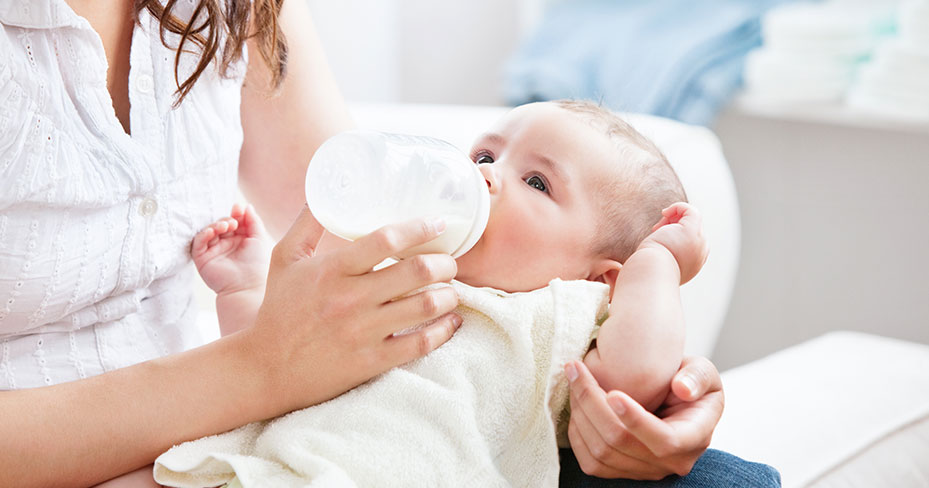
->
xmin=712 ymin=332 xmax=929 ymax=487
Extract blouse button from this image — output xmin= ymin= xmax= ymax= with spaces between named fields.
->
xmin=137 ymin=74 xmax=154 ymax=94
xmin=139 ymin=197 xmax=158 ymax=217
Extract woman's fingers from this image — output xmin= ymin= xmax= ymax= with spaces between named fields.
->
xmin=377 ymin=285 xmax=459 ymax=336
xmin=602 ymin=379 xmax=721 ymax=477
xmin=366 ymin=254 xmax=457 ymax=304
xmin=255 ymin=213 xmax=464 ymax=410
xmin=274 ymin=206 xmax=326 ymax=263
xmin=566 ymin=417 xmax=625 ymax=479
xmin=568 ymin=388 xmax=642 ymax=474
xmin=568 ymin=362 xmax=636 ymax=454
xmin=567 ymin=414 xmax=667 ymax=480
xmin=603 ymin=390 xmax=681 ymax=459
xmin=669 ymin=356 xmax=722 ymax=403
xmin=567 ymin=362 xmax=655 ymax=463
xmin=561 ymin=355 xmax=724 ymax=480
xmin=337 ymin=219 xmax=446 ymax=276
xmin=566 ymin=359 xmax=713 ymax=478
xmin=386 ymin=312 xmax=463 ymax=363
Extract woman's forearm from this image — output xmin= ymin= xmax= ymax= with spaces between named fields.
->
xmin=0 ymin=330 xmax=281 ymax=488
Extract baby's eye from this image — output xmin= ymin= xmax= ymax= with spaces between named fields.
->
xmin=475 ymin=154 xmax=495 ymax=165
xmin=525 ymin=175 xmax=547 ymax=192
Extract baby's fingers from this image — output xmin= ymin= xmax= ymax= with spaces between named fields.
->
xmin=212 ymin=217 xmax=239 ymax=239
xmin=652 ymin=215 xmax=671 ymax=232
xmin=659 ymin=203 xmax=686 ymax=225
xmin=652 ymin=203 xmax=692 ymax=231
xmin=191 ymin=227 xmax=217 ymax=255
xmin=229 ymin=203 xmax=246 ymax=221
xmin=238 ymin=204 xmax=267 ymax=238
xmin=666 ymin=203 xmax=702 ymax=228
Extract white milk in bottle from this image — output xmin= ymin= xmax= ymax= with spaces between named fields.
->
xmin=305 ymin=130 xmax=490 ymax=258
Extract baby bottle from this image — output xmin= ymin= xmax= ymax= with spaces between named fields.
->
xmin=305 ymin=130 xmax=490 ymax=258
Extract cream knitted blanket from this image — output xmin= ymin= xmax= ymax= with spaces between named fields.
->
xmin=154 ymin=279 xmax=609 ymax=488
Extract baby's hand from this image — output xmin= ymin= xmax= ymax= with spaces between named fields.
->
xmin=192 ymin=203 xmax=269 ymax=295
xmin=638 ymin=202 xmax=708 ymax=285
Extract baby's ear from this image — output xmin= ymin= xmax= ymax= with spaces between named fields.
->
xmin=588 ymin=259 xmax=622 ymax=297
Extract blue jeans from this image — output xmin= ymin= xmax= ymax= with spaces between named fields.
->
xmin=558 ymin=448 xmax=781 ymax=487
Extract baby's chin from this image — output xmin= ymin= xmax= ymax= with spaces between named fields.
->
xmin=454 ymin=255 xmax=551 ymax=293
xmin=452 ymin=254 xmax=492 ymax=288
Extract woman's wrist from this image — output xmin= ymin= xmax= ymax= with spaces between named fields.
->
xmin=230 ymin=310 xmax=337 ymax=418
xmin=220 ymin=323 xmax=297 ymax=418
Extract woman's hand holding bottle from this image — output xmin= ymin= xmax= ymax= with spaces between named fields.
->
xmin=245 ymin=207 xmax=462 ymax=415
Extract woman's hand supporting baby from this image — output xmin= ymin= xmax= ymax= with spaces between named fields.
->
xmin=567 ymin=202 xmax=717 ymax=479
xmin=564 ymin=356 xmax=724 ymax=479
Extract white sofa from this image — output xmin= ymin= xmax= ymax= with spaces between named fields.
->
xmin=197 ymin=103 xmax=929 ymax=487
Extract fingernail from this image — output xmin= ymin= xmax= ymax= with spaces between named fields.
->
xmin=428 ymin=218 xmax=446 ymax=235
xmin=608 ymin=395 xmax=626 ymax=416
xmin=451 ymin=314 xmax=463 ymax=329
xmin=565 ymin=363 xmax=578 ymax=382
xmin=680 ymin=375 xmax=697 ymax=397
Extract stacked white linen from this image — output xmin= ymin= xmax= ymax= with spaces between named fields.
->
xmin=848 ymin=0 xmax=929 ymax=120
xmin=743 ymin=1 xmax=896 ymax=103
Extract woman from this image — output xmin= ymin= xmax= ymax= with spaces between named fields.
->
xmin=0 ymin=1 xmax=746 ymax=486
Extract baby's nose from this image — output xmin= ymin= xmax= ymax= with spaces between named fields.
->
xmin=478 ymin=163 xmax=500 ymax=194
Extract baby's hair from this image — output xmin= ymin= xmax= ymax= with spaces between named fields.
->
xmin=551 ymin=100 xmax=687 ymax=264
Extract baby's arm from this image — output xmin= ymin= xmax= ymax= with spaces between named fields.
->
xmin=192 ymin=204 xmax=270 ymax=336
xmin=583 ymin=203 xmax=708 ymax=412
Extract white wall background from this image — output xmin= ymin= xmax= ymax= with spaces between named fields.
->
xmin=306 ymin=0 xmax=540 ymax=105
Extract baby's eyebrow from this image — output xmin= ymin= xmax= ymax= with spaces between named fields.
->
xmin=477 ymin=132 xmax=506 ymax=146
xmin=531 ymin=152 xmax=570 ymax=185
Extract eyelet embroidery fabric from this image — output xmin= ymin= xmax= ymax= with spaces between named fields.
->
xmin=0 ymin=0 xmax=246 ymax=389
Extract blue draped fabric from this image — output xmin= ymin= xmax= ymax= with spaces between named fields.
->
xmin=504 ymin=0 xmax=797 ymax=126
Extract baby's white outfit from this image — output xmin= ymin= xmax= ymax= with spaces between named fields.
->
xmin=154 ymin=279 xmax=610 ymax=488
xmin=0 ymin=1 xmax=244 ymax=389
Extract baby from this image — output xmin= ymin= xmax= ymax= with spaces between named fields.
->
xmin=154 ymin=100 xmax=707 ymax=487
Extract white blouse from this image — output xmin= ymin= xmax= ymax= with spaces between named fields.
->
xmin=0 ymin=1 xmax=245 ymax=389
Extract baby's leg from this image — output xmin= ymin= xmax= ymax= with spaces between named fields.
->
xmin=92 ymin=465 xmax=162 ymax=488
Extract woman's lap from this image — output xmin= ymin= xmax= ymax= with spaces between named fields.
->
xmin=558 ymin=448 xmax=781 ymax=488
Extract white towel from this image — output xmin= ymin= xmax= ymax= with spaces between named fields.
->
xmin=154 ymin=279 xmax=609 ymax=488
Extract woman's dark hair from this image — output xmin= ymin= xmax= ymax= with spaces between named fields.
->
xmin=135 ymin=0 xmax=287 ymax=105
